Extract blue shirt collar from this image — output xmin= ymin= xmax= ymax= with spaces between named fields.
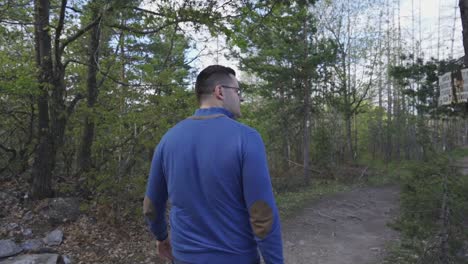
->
xmin=194 ymin=107 xmax=234 ymax=119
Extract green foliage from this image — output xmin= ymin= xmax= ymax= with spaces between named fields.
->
xmin=1 ymin=4 xmax=467 ymax=256
xmin=383 ymin=152 xmax=468 ymax=263
xmin=449 ymin=147 xmax=468 ymax=159
xmin=311 ymin=124 xmax=333 ymax=167
xmin=390 ymin=55 xmax=468 ymax=117
xmin=228 ymin=2 xmax=340 ymax=176
xmin=0 ymin=12 xmax=38 ymax=176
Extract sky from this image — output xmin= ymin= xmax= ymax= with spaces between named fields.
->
xmin=175 ymin=0 xmax=465 ymax=80
xmin=398 ymin=0 xmax=463 ymax=60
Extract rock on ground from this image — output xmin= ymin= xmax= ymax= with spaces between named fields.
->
xmin=20 ymin=239 xmax=44 ymax=252
xmin=36 ymin=198 xmax=80 ymax=224
xmin=0 ymin=253 xmax=60 ymax=264
xmin=43 ymin=229 xmax=63 ymax=246
xmin=0 ymin=239 xmax=22 ymax=258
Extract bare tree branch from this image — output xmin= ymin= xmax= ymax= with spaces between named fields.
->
xmin=108 ymin=19 xmax=186 ymax=35
xmin=97 ymin=36 xmax=121 ymax=88
xmin=127 ymin=6 xmax=164 ymax=17
xmin=350 ymin=46 xmax=379 ymax=114
xmin=55 ymin=0 xmax=67 ymax=66
xmin=66 ymin=93 xmax=84 ymax=116
xmin=65 ymin=5 xmax=81 ymax=13
xmin=59 ymin=15 xmax=102 ymax=56
xmin=0 ymin=19 xmax=35 ymax=25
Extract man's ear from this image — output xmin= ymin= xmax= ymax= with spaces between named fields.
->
xmin=214 ymin=85 xmax=224 ymax=100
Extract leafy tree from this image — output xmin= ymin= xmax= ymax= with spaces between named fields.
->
xmin=229 ymin=2 xmax=337 ymax=183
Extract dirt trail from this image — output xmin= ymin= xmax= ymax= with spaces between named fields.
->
xmin=282 ymin=186 xmax=400 ymax=264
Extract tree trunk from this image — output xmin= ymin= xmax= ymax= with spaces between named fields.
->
xmin=385 ymin=0 xmax=393 ymax=162
xmin=345 ymin=113 xmax=353 ymax=161
xmin=342 ymin=56 xmax=353 ymax=161
xmin=78 ymin=8 xmax=102 ymax=173
xmin=460 ymin=0 xmax=468 ymax=66
xmin=31 ymin=0 xmax=83 ymax=198
xmin=393 ymin=79 xmax=400 ymax=161
xmin=303 ymin=81 xmax=311 ymax=184
xmin=377 ymin=10 xmax=384 ymax=159
xmin=353 ymin=114 xmax=358 ymax=159
xmin=32 ymin=0 xmax=55 ymax=199
xmin=280 ymin=85 xmax=291 ymax=170
xmin=465 ymin=119 xmax=468 ymax=145
xmin=302 ymin=17 xmax=311 ymax=185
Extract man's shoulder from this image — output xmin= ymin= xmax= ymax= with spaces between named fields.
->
xmin=161 ymin=116 xmax=261 ymax=140
xmin=226 ymin=120 xmax=264 ymax=144
xmin=160 ymin=118 xmax=190 ymax=138
xmin=224 ymin=118 xmax=260 ymax=135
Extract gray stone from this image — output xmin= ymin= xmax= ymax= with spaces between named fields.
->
xmin=0 ymin=239 xmax=22 ymax=258
xmin=37 ymin=198 xmax=80 ymax=224
xmin=22 ymin=211 xmax=33 ymax=221
xmin=0 ymin=253 xmax=60 ymax=264
xmin=60 ymin=255 xmax=73 ymax=264
xmin=456 ymin=241 xmax=468 ymax=260
xmin=0 ymin=192 xmax=17 ymax=205
xmin=21 ymin=228 xmax=32 ymax=238
xmin=285 ymin=241 xmax=295 ymax=247
xmin=6 ymin=223 xmax=18 ymax=231
xmin=43 ymin=229 xmax=63 ymax=246
xmin=20 ymin=239 xmax=43 ymax=251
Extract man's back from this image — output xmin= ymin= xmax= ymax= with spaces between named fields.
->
xmin=144 ymin=63 xmax=284 ymax=264
xmin=161 ymin=108 xmax=260 ymax=263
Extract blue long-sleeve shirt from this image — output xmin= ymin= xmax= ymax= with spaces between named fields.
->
xmin=144 ymin=107 xmax=284 ymax=264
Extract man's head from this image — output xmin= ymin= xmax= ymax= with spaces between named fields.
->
xmin=195 ymin=65 xmax=243 ymax=118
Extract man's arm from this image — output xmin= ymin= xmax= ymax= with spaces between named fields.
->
xmin=242 ymin=131 xmax=284 ymax=264
xmin=143 ymin=143 xmax=169 ymax=241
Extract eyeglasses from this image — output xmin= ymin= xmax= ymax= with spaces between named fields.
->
xmin=220 ymin=85 xmax=242 ymax=97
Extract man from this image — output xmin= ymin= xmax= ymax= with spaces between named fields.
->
xmin=143 ymin=65 xmax=284 ymax=264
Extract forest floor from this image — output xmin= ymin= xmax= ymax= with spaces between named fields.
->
xmin=281 ymin=185 xmax=400 ymax=264
xmin=4 ymin=154 xmax=468 ymax=263
xmin=281 ymin=151 xmax=468 ymax=264
xmin=1 ymin=183 xmax=400 ymax=264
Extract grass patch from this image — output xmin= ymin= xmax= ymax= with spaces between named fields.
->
xmin=275 ymin=180 xmax=351 ymax=219
xmin=274 ymin=159 xmax=403 ymax=220
xmin=358 ymin=155 xmax=424 ymax=187
xmin=448 ymin=146 xmax=468 ymax=159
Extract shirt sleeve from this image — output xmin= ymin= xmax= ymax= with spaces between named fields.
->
xmin=144 ymin=142 xmax=169 ymax=241
xmin=242 ymin=131 xmax=284 ymax=264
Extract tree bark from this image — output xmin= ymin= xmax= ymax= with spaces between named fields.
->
xmin=342 ymin=52 xmax=353 ymax=161
xmin=78 ymin=7 xmax=102 ymax=172
xmin=302 ymin=16 xmax=311 ymax=184
xmin=32 ymin=0 xmax=55 ymax=199
xmin=280 ymin=85 xmax=291 ymax=170
xmin=385 ymin=0 xmax=393 ymax=162
xmin=31 ymin=0 xmax=85 ymax=199
xmin=460 ymin=0 xmax=468 ymax=66
xmin=303 ymin=82 xmax=311 ymax=184
xmin=344 ymin=1 xmax=354 ymax=161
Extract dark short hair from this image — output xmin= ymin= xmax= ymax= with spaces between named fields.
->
xmin=195 ymin=65 xmax=236 ymax=102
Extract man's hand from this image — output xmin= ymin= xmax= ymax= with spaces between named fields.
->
xmin=157 ymin=237 xmax=174 ymax=261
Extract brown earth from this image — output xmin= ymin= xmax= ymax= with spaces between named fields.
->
xmin=282 ymin=186 xmax=400 ymax=264
xmin=6 ymin=154 xmax=468 ymax=263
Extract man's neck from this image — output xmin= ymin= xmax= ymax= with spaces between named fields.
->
xmin=199 ymin=102 xmax=223 ymax=109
